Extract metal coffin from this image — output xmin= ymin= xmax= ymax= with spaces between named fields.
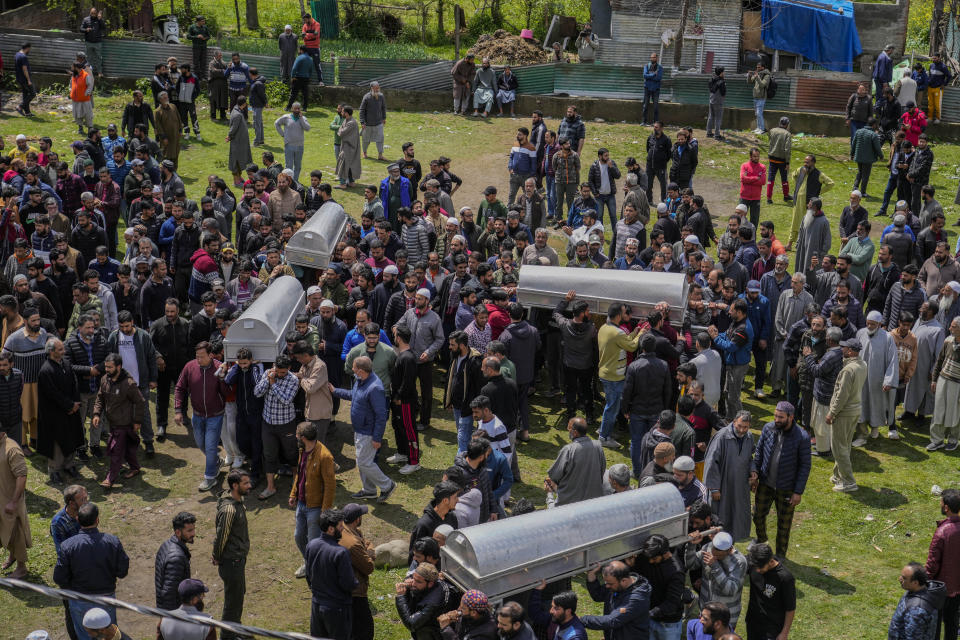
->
xmin=222 ymin=276 xmax=305 ymax=361
xmin=517 ymin=265 xmax=690 ymax=324
xmin=284 ymin=201 xmax=349 ymax=269
xmin=440 ymin=484 xmax=688 ymax=601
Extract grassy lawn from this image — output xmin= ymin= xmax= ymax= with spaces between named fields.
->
xmin=2 ymin=90 xmax=960 ymax=639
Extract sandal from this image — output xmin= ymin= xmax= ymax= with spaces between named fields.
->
xmin=99 ymin=480 xmax=113 ymax=489
xmin=122 ymin=469 xmax=141 ymax=480
xmin=257 ymin=488 xmax=277 ymax=500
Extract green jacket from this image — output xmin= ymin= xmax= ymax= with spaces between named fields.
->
xmin=852 ymin=127 xmax=883 ymax=164
xmin=187 ymin=24 xmax=210 ymax=47
xmin=767 ymin=127 xmax=792 ymax=161
xmin=345 ymin=341 xmax=397 ymax=390
xmin=330 ymin=114 xmax=344 ymax=144
xmin=213 ymin=492 xmax=249 ymax=562
xmin=68 ymin=297 xmax=104 ymax=338
xmin=750 ymin=70 xmax=771 ymax=99
xmin=840 ymin=236 xmax=876 ymax=282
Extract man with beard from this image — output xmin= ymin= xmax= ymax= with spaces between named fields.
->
xmin=150 ymin=299 xmax=190 ymax=441
xmin=397 ymin=142 xmax=421 ymax=202
xmin=926 ymin=316 xmax=960 ymax=452
xmin=824 ymin=338 xmax=869 ymax=492
xmin=793 ymin=197 xmax=831 ymax=274
xmin=855 ymin=310 xmax=899 ymax=444
xmin=903 ymin=301 xmax=945 ymax=423
xmin=213 ymin=470 xmax=251 ymax=640
xmin=65 ymin=314 xmax=108 ymax=459
xmin=527 ymin=584 xmax=587 ymax=640
xmin=753 ymin=403 xmax=811 ymax=558
xmin=12 ymin=274 xmax=55 ymax=324
xmin=37 ymin=337 xmax=82 ymax=484
xmin=107 ymin=311 xmax=158 ymax=455
xmin=689 ymin=602 xmax=734 ymax=640
xmin=864 ymin=243 xmax=901 ymax=314
xmin=395 ymin=561 xmax=448 ymax=640
xmin=703 ymin=411 xmax=756 ymax=541
xmin=804 ymin=325 xmax=842 ymax=458
xmin=646 ymin=121 xmax=671 ymax=202
xmin=771 ymin=272 xmax=812 ymax=398
xmin=92 ymin=353 xmax=144 ymax=489
xmin=396 ymin=289 xmax=444 ymax=430
xmin=495 ymin=602 xmax=536 ymax=640
xmin=4 ymin=306 xmax=48 ymax=455
xmin=888 ymin=312 xmax=919 ymax=440
xmin=370 ymin=264 xmax=401 ymax=327
xmin=310 ymin=300 xmax=347 ymax=418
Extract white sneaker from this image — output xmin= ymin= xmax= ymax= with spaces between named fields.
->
xmin=870 ymin=427 xmax=879 ymax=439
xmin=851 ymin=437 xmax=867 ymax=447
xmin=833 ymin=483 xmax=859 ymax=493
xmin=198 ymin=477 xmax=218 ymax=491
xmin=754 ymin=389 xmax=766 ymax=399
xmin=753 ymin=128 xmax=763 ymax=134
xmin=887 ymin=429 xmax=900 ymax=440
xmin=295 ymin=563 xmax=306 ymax=578
xmin=599 ymin=436 xmax=622 ymax=449
xmin=926 ymin=440 xmax=945 ymax=451
xmin=399 ymin=463 xmax=422 ymax=475
xmin=386 ymin=454 xmax=408 ymax=464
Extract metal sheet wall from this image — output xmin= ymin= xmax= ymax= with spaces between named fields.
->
xmin=793 ymin=77 xmax=860 ymax=114
xmin=512 ymin=63 xmax=557 ymax=95
xmin=671 ymin=73 xmax=793 ymax=110
xmin=371 ymin=61 xmax=454 ymax=91
xmin=553 ymin=63 xmax=647 ymax=98
xmin=340 ymin=58 xmax=431 ymax=85
xmin=942 ymin=86 xmax=960 ymax=122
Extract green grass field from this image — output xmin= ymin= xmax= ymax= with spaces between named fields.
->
xmin=1 ymin=89 xmax=960 ymax=639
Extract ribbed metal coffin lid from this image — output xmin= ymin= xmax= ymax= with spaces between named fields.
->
xmin=285 ymin=201 xmax=349 ymax=268
xmin=223 ymin=276 xmax=304 ymax=346
xmin=517 ymin=265 xmax=689 ymax=323
xmin=443 ymin=483 xmax=684 ymax=577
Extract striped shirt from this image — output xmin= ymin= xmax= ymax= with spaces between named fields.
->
xmin=934 ymin=336 xmax=960 ymax=383
xmin=478 ymin=416 xmax=512 ymax=462
xmin=3 ymin=327 xmax=49 ymax=382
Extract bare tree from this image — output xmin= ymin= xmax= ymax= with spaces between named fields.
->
xmin=246 ymin=0 xmax=259 ymax=30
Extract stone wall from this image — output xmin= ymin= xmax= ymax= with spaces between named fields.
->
xmin=853 ymin=0 xmax=911 ymax=71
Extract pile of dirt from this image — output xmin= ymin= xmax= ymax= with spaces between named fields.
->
xmin=468 ymin=29 xmax=550 ymax=65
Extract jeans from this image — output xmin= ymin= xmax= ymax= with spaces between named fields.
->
xmin=752 ymin=342 xmax=768 ymax=390
xmin=311 ymin=603 xmax=352 ymax=640
xmin=355 ymin=433 xmax=393 ymax=493
xmin=545 ymin=175 xmax=557 ymax=217
xmin=849 ymin=119 xmax=866 ymax=152
xmin=646 ymin=166 xmax=667 ymax=202
xmin=649 ymin=619 xmax=682 ymax=640
xmin=555 ymin=181 xmax=577 ymax=221
xmin=454 ymin=408 xmax=474 ymax=453
xmin=879 ymin=172 xmax=898 ymax=213
xmin=753 ymin=98 xmax=766 ymax=131
xmin=739 ymin=198 xmax=761 ymax=228
xmin=596 ymin=193 xmax=617 ymax=229
xmin=642 ymin=88 xmax=660 ymax=123
xmin=221 ymin=402 xmax=241 ymax=462
xmin=598 ymin=378 xmax=624 ymax=439
xmin=69 ymin=596 xmax=116 ymax=640
xmin=628 ymin=414 xmax=658 ymax=477
xmin=285 ymin=144 xmax=305 ymax=182
xmin=251 ymin=107 xmax=264 ymax=144
xmin=191 ymin=413 xmax=224 ymax=479
xmin=18 ymin=80 xmax=35 ymax=114
xmin=295 ymin=502 xmax=325 ymax=558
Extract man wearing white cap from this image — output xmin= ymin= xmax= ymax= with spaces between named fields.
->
xmin=395 ymin=288 xmax=444 ymax=430
xmin=10 ymin=134 xmax=37 ymax=164
xmin=855 ymin=310 xmax=899 ymax=445
xmin=672 ymin=455 xmax=708 ymax=508
xmin=935 ymin=282 xmax=960 ymax=329
xmin=82 ymin=608 xmax=132 ymax=640
xmin=927 ymin=316 xmax=960 ymax=452
xmin=686 ymin=531 xmax=747 ymax=626
xmin=278 ymin=25 xmax=298 ymax=82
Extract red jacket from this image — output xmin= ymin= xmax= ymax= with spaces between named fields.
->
xmin=926 ymin=514 xmax=960 ymax=596
xmin=485 ymin=302 xmax=510 ymax=340
xmin=739 ymin=160 xmax=766 ymax=200
xmin=174 ymin=358 xmax=228 ymax=417
xmin=900 ymin=109 xmax=927 ymax=146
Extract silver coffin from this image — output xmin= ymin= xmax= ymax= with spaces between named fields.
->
xmin=516 ymin=265 xmax=690 ymax=324
xmin=222 ymin=275 xmax=305 ymax=361
xmin=440 ymin=484 xmax=688 ymax=601
xmin=284 ymin=201 xmax=349 ymax=269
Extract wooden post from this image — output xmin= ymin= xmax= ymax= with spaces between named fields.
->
xmin=234 ymin=0 xmax=241 ymax=33
xmin=931 ymin=0 xmax=945 ymax=55
xmin=673 ymin=0 xmax=689 ymax=68
xmin=454 ymin=5 xmax=462 ymax=60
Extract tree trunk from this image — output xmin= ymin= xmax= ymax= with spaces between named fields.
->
xmin=673 ymin=0 xmax=689 ymax=68
xmin=421 ymin=1 xmax=428 ymax=43
xmin=491 ymin=0 xmax=502 ymax=26
xmin=246 ymin=0 xmax=259 ymax=30
xmin=184 ymin=0 xmax=192 ymax=16
xmin=234 ymin=0 xmax=242 ymax=33
xmin=931 ymin=0 xmax=945 ymax=56
xmin=437 ymin=0 xmax=444 ymax=40
xmin=299 ymin=0 xmax=307 ymax=19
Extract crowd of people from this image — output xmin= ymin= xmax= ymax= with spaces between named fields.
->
xmin=1 ymin=30 xmax=960 ymax=640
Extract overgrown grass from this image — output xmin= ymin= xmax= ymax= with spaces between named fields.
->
xmin=3 ymin=91 xmax=960 ymax=640
xmin=214 ymin=35 xmax=444 ymax=60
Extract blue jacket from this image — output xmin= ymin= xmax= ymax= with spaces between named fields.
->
xmin=50 ymin=507 xmax=80 ymax=558
xmin=913 ymin=67 xmax=929 ymax=91
xmin=928 ymin=61 xmax=952 ymax=88
xmin=379 ymin=176 xmax=412 ymax=215
xmin=643 ymin=63 xmax=663 ymax=91
xmin=341 ymin=327 xmax=392 ymax=360
xmin=21 ymin=180 xmax=61 ymax=209
xmin=739 ymin=293 xmax=770 ymax=341
xmin=291 ymin=53 xmax=314 ymax=79
xmin=582 ymin=574 xmax=652 ymax=640
xmin=714 ymin=318 xmax=754 ymax=366
xmin=486 ymin=448 xmax=514 ymax=502
xmin=88 ymin=256 xmax=121 ymax=284
xmin=224 ymin=363 xmax=264 ymax=418
xmin=752 ymin=421 xmax=811 ymax=495
xmin=888 ymin=583 xmax=945 ymax=640
xmin=528 ymin=589 xmax=588 ymax=640
xmin=873 ymin=51 xmax=893 ymax=82
xmin=508 ymin=145 xmax=538 ymax=176
xmin=304 ymin=532 xmax=358 ymax=608
xmin=53 ymin=527 xmax=130 ymax=595
xmin=334 ymin=372 xmax=388 ymax=441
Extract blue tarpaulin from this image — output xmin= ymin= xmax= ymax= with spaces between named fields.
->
xmin=761 ymin=0 xmax=863 ymax=72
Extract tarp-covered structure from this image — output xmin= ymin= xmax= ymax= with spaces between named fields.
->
xmin=761 ymin=0 xmax=862 ymax=72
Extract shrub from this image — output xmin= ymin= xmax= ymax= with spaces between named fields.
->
xmin=264 ymin=80 xmax=289 ymax=106
xmin=134 ymin=77 xmax=152 ymax=94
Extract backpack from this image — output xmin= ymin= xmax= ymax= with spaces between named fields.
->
xmin=766 ymin=75 xmax=778 ymax=100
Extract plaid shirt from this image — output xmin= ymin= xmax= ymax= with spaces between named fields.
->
xmin=56 ymin=173 xmax=87 ymax=218
xmin=253 ymin=369 xmax=299 ymax=425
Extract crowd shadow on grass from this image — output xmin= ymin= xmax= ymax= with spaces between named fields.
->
xmin=786 ymin=558 xmax=857 ymax=597
xmin=141 ymin=450 xmax=188 ymax=478
xmin=0 ymin=578 xmax=54 ymax=609
xmin=848 ymin=485 xmax=909 ymax=509
xmin=25 ymin=490 xmax=60 ymax=515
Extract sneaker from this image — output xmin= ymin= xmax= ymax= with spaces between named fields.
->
xmin=295 ymin=563 xmax=306 ymax=578
xmin=852 ymin=437 xmax=868 ymax=447
xmin=754 ymin=389 xmax=766 ymax=399
xmin=833 ymin=483 xmax=859 ymax=493
xmin=946 ymin=440 xmax=959 ymax=451
xmin=156 ymin=425 xmax=166 ymax=442
xmin=706 ymin=132 xmax=714 ymax=139
xmin=783 ymin=195 xmax=793 ymax=202
xmin=198 ymin=477 xmax=218 ymax=491
xmin=870 ymin=427 xmax=879 ymax=439
xmin=90 ymin=446 xmax=104 ymax=459
xmin=752 ymin=128 xmax=763 ymax=134
xmin=766 ymin=199 xmax=773 ymax=205
xmin=715 ymin=135 xmax=725 ymax=142
xmin=874 ymin=210 xmax=887 ymax=217
xmin=231 ymin=458 xmax=245 ymax=468
xmin=378 ymin=481 xmax=398 ymax=503
xmin=183 ymin=132 xmax=190 ymax=141
xmin=386 ymin=453 xmax=408 ymax=464
xmin=599 ymin=436 xmax=622 ymax=449
xmin=887 ymin=429 xmax=900 ymax=440
xmin=350 ymin=489 xmax=377 ymax=499
xmin=934 ymin=118 xmax=941 ymax=124
xmin=145 ymin=442 xmax=155 ymax=458
xmin=76 ymin=448 xmax=90 ymax=462
xmin=926 ymin=441 xmax=945 ymax=451
xmin=416 ymin=423 xmax=428 ymax=432
xmin=399 ymin=463 xmax=422 ymax=475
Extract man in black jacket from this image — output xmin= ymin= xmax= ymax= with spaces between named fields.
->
xmin=621 ymin=335 xmax=671 ymax=478
xmin=409 ymin=481 xmax=460 ymax=561
xmin=395 ymin=562 xmax=447 ymax=640
xmin=65 ymin=314 xmax=109 ymax=457
xmin=445 ymin=331 xmax=484 ymax=454
xmin=149 ymin=298 xmax=190 ymax=441
xmin=304 ymin=508 xmax=358 ymax=640
xmin=907 ymin=134 xmax=934 ymax=215
xmin=646 ymin=122 xmax=672 ymax=202
xmin=636 ymin=534 xmax=685 ymax=637
xmin=392 ymin=326 xmax=422 ymax=474
xmin=154 ymin=511 xmax=196 ymax=609
xmin=479 ymin=357 xmax=518 ymax=437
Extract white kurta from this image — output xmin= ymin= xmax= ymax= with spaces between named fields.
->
xmin=771 ymin=289 xmax=814 ymax=387
xmin=858 ymin=327 xmax=899 ymax=426
xmin=904 ymin=319 xmax=945 ymax=415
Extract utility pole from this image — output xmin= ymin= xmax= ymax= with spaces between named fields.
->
xmin=674 ymin=0 xmax=689 ymax=68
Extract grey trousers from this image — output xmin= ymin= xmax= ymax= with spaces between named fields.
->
xmin=508 ymin=173 xmax=533 ymax=205
xmin=85 ymin=42 xmax=103 ymax=74
xmin=724 ymin=364 xmax=749 ymax=421
xmin=555 ymin=181 xmax=577 ymax=221
xmin=707 ymin=102 xmax=724 ymax=135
